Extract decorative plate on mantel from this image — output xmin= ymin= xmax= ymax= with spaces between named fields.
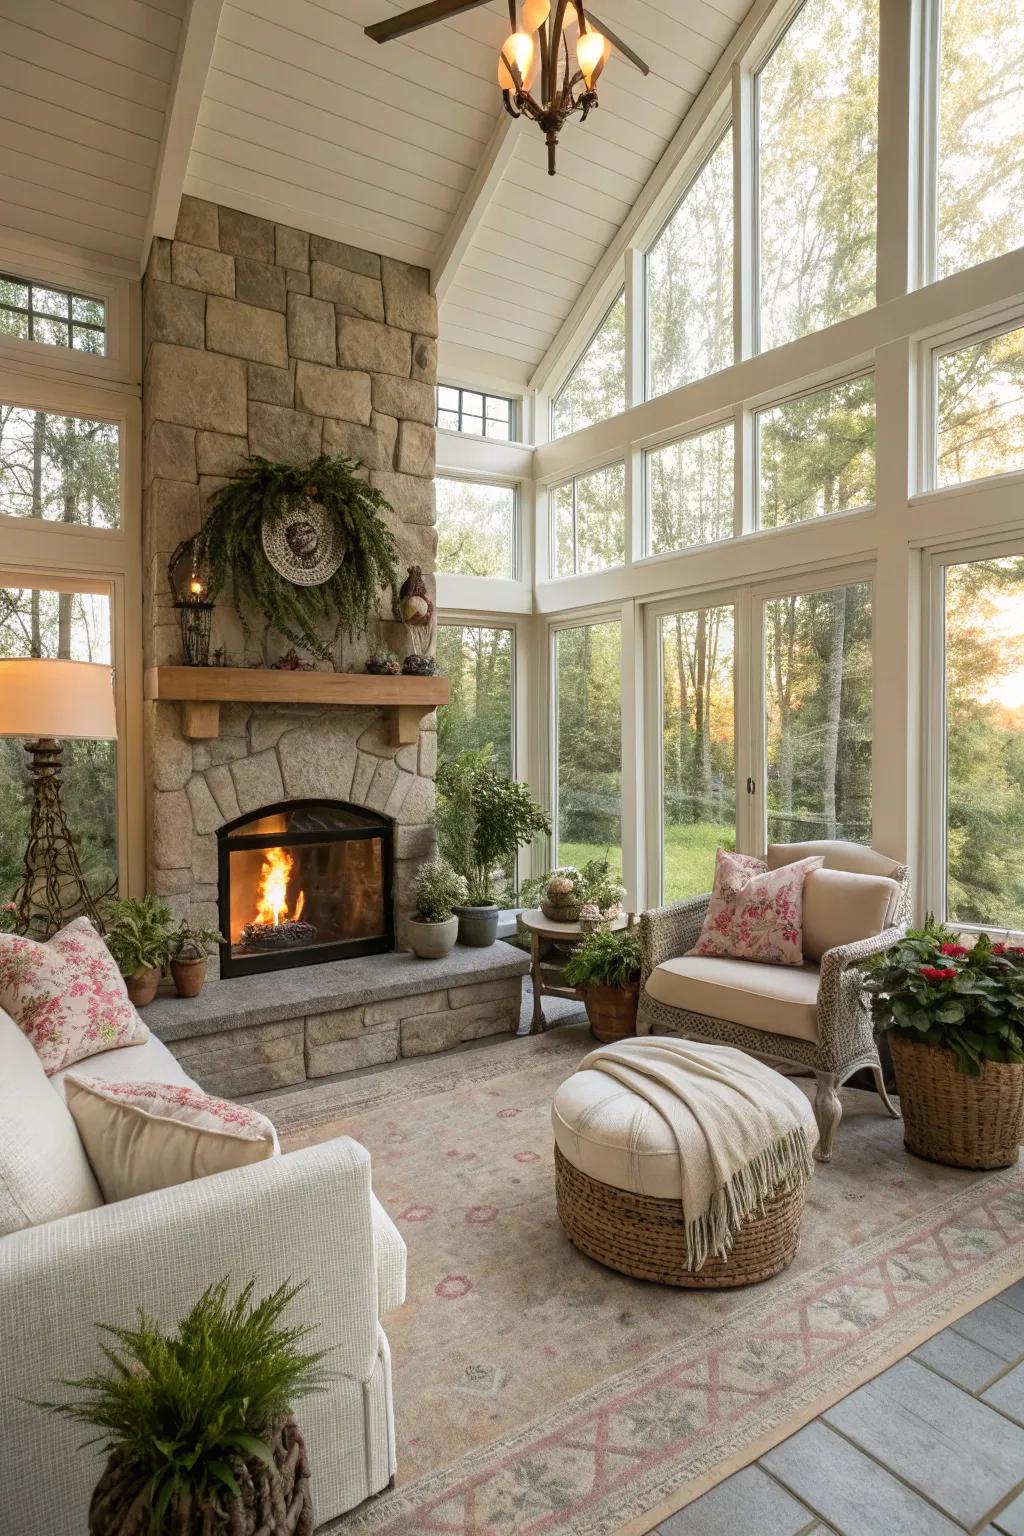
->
xmin=260 ymin=499 xmax=345 ymax=587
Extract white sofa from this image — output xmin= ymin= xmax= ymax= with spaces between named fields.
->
xmin=0 ymin=1006 xmax=406 ymax=1536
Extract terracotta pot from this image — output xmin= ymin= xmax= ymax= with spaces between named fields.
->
xmin=406 ymin=915 xmax=458 ymax=960
xmin=171 ymin=955 xmax=208 ymax=998
xmin=124 ymin=964 xmax=161 ymax=1008
xmin=453 ymin=903 xmax=499 ymax=947
xmin=889 ymin=1030 xmax=1024 ymax=1170
xmin=583 ymin=980 xmax=640 ymax=1044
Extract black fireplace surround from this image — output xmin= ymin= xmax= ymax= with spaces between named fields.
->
xmin=217 ymin=799 xmax=394 ymax=978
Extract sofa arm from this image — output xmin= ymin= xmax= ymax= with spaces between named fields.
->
xmin=640 ymin=894 xmax=710 ymax=982
xmin=815 ymin=925 xmax=906 ymax=1058
xmin=818 ymin=923 xmax=907 ymax=990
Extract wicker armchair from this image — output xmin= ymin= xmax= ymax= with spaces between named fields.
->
xmin=638 ymin=841 xmax=912 ymax=1162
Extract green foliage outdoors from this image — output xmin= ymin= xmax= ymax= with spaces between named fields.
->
xmin=185 ymin=455 xmax=399 ymax=660
xmin=412 ymin=857 xmax=467 ymax=923
xmin=40 ymin=1279 xmax=329 ymax=1535
xmin=436 ymin=748 xmax=550 ymax=906
xmin=863 ymin=919 xmax=1024 ymax=1076
xmin=564 ymin=927 xmax=643 ymax=991
xmin=104 ymin=895 xmax=176 ymax=977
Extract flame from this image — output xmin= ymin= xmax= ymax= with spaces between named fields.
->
xmin=253 ymin=845 xmax=304 ymax=927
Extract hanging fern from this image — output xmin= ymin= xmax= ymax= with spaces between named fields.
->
xmin=177 ymin=455 xmax=400 ymax=662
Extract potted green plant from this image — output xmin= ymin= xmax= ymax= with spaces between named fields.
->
xmin=863 ymin=919 xmax=1024 ymax=1168
xmin=169 ymin=921 xmax=226 ymax=998
xmin=41 ymin=1278 xmax=326 ymax=1536
xmin=563 ymin=925 xmax=643 ymax=1043
xmin=406 ymin=858 xmax=467 ymax=960
xmin=436 ymin=749 xmax=551 ymax=947
xmin=104 ymin=896 xmax=176 ymax=1008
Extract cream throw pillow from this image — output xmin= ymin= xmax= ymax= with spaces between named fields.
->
xmin=64 ymin=1077 xmax=277 ymax=1203
xmin=800 ymin=868 xmax=899 ymax=962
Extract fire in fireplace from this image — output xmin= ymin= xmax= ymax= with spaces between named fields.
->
xmin=217 ymin=800 xmax=394 ymax=977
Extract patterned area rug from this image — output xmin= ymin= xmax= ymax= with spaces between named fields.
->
xmin=263 ymin=1024 xmax=1024 ymax=1536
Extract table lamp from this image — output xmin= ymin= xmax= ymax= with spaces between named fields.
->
xmin=0 ymin=658 xmax=118 ymax=938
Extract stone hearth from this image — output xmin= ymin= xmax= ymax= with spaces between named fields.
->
xmin=146 ymin=945 xmax=529 ymax=1096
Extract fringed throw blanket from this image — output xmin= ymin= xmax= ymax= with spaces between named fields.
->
xmin=576 ymin=1038 xmax=818 ymax=1270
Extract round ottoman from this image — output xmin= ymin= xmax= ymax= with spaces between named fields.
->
xmin=552 ymin=1043 xmax=815 ymax=1288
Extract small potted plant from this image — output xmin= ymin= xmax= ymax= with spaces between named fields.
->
xmin=863 ymin=919 xmax=1024 ymax=1168
xmin=169 ymin=921 xmax=226 ymax=998
xmin=541 ymin=868 xmax=588 ymax=923
xmin=563 ymin=925 xmax=643 ymax=1044
xmin=406 ymin=858 xmax=467 ymax=959
xmin=436 ymin=749 xmax=550 ymax=947
xmin=41 ymin=1278 xmax=326 ymax=1536
xmin=104 ymin=895 xmax=176 ymax=1007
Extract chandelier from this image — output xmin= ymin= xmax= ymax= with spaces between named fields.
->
xmin=365 ymin=2 xmax=649 ymax=177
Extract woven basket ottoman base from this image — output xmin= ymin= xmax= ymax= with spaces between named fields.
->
xmin=554 ymin=1145 xmax=805 ymax=1288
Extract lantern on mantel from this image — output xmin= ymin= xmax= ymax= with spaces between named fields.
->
xmin=168 ymin=539 xmax=215 ymax=667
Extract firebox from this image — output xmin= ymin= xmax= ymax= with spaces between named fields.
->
xmin=217 ymin=800 xmax=394 ymax=977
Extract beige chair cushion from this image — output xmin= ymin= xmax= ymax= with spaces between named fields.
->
xmin=768 ymin=841 xmax=903 ymax=922
xmin=801 ymin=868 xmax=898 ymax=963
xmin=644 ymin=955 xmax=820 ymax=1042
xmin=552 ymin=1067 xmax=689 ymax=1199
xmin=50 ymin=1029 xmax=199 ymax=1101
xmin=0 ymin=1007 xmax=102 ymax=1236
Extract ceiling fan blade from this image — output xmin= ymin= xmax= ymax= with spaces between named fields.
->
xmin=586 ymin=11 xmax=651 ymax=75
xmin=365 ymin=0 xmax=495 ymax=44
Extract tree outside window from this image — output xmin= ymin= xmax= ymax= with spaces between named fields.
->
xmin=555 ymin=621 xmax=622 ymax=871
xmin=758 ymin=376 xmax=876 ymax=528
xmin=435 ymin=477 xmax=515 ymax=578
xmin=551 ymin=292 xmax=626 ymax=439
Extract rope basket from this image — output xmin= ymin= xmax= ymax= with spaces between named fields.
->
xmin=89 ymin=1417 xmax=313 ymax=1536
xmin=889 ymin=1032 xmax=1024 ymax=1170
xmin=554 ymin=1145 xmax=805 ymax=1288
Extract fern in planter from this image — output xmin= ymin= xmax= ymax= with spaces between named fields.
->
xmin=179 ymin=455 xmax=400 ymax=661
xmin=564 ymin=927 xmax=643 ymax=990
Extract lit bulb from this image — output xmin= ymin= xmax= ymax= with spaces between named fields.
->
xmin=576 ymin=27 xmax=608 ymax=88
xmin=498 ymin=30 xmax=535 ymax=90
xmin=521 ymin=0 xmax=550 ymax=30
xmin=188 ymin=574 xmax=205 ymax=598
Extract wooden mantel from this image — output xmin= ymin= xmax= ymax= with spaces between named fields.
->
xmin=144 ymin=666 xmax=450 ymax=745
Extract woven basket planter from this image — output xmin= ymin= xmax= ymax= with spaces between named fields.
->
xmin=889 ymin=1032 xmax=1024 ymax=1170
xmin=554 ymin=1145 xmax=805 ymax=1288
xmin=583 ymin=981 xmax=640 ymax=1044
xmin=540 ymin=898 xmax=583 ymax=924
xmin=89 ymin=1418 xmax=313 ymax=1536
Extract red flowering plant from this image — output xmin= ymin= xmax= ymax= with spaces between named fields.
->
xmin=862 ymin=915 xmax=1024 ymax=1076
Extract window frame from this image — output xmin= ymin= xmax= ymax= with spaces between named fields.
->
xmin=642 ymin=418 xmax=737 ymax=560
xmin=436 ymin=384 xmax=518 ymax=443
xmin=548 ymin=459 xmax=627 ymax=580
xmin=0 ymin=272 xmax=106 ymax=355
xmin=550 ymin=289 xmax=626 ymax=441
xmin=434 ymin=471 xmax=521 ymax=582
xmin=0 ymin=245 xmax=135 ymax=385
xmin=548 ymin=607 xmax=625 ymax=869
xmin=753 ymin=367 xmax=879 ymax=531
xmin=924 ymin=311 xmax=1024 ymax=497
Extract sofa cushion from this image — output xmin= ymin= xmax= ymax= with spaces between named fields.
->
xmin=64 ymin=1077 xmax=278 ymax=1203
xmin=0 ymin=1007 xmax=102 ymax=1236
xmin=689 ymin=850 xmax=824 ymax=967
xmin=801 ymin=868 xmax=899 ymax=962
xmin=645 ymin=955 xmax=820 ymax=1042
xmin=50 ymin=1029 xmax=198 ymax=1101
xmin=0 ymin=916 xmax=148 ymax=1075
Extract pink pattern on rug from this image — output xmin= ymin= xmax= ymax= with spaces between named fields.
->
xmin=436 ymin=1275 xmax=473 ymax=1300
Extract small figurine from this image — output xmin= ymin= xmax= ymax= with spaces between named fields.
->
xmin=396 ymin=565 xmax=437 ymax=676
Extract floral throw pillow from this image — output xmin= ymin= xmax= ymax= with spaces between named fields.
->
xmin=64 ymin=1078 xmax=278 ymax=1202
xmin=689 ymin=849 xmax=825 ymax=966
xmin=0 ymin=916 xmax=147 ymax=1076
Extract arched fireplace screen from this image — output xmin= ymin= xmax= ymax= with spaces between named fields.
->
xmin=217 ymin=800 xmax=393 ymax=977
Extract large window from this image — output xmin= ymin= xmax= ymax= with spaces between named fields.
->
xmin=764 ymin=582 xmax=873 ymax=846
xmin=552 ymin=462 xmax=625 ymax=577
xmin=0 ymin=585 xmax=117 ymax=905
xmin=0 ymin=406 xmax=120 ymax=527
xmin=758 ymin=376 xmax=876 ymax=528
xmin=757 ymin=0 xmax=879 ymax=352
xmin=935 ymin=323 xmax=1024 ymax=489
xmin=646 ymin=132 xmax=734 ymax=399
xmin=646 ymin=425 xmax=734 ymax=556
xmin=551 ymin=292 xmax=626 ymax=439
xmin=435 ymin=477 xmax=516 ymax=578
xmin=942 ymin=556 xmax=1024 ymax=930
xmin=936 ymin=0 xmax=1024 ymax=280
xmin=658 ymin=605 xmax=736 ymax=901
xmin=437 ymin=385 xmax=516 ymax=442
xmin=436 ymin=624 xmax=514 ymax=776
xmin=554 ymin=621 xmax=622 ymax=870
xmin=0 ymin=274 xmax=106 ymax=354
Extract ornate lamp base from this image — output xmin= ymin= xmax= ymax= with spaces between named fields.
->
xmin=14 ymin=738 xmax=106 ymax=940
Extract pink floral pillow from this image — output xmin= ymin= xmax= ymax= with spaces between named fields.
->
xmin=0 ymin=916 xmax=147 ymax=1075
xmin=689 ymin=849 xmax=825 ymax=966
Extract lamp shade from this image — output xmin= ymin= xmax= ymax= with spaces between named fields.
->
xmin=0 ymin=659 xmax=117 ymax=740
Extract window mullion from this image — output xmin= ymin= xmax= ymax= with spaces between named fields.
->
xmin=732 ymin=60 xmax=755 ymax=364
xmin=877 ymin=0 xmax=919 ymax=302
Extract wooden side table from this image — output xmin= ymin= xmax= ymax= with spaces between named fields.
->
xmin=519 ymin=909 xmax=633 ymax=1034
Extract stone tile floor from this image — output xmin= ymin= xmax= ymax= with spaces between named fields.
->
xmin=654 ymin=1279 xmax=1024 ymax=1536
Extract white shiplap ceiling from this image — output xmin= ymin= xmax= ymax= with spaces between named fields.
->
xmin=0 ymin=0 xmax=751 ymax=386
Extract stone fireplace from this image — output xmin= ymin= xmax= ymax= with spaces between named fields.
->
xmin=141 ymin=196 xmax=440 ymax=968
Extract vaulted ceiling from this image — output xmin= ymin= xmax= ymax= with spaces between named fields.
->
xmin=0 ymin=0 xmax=751 ymax=389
